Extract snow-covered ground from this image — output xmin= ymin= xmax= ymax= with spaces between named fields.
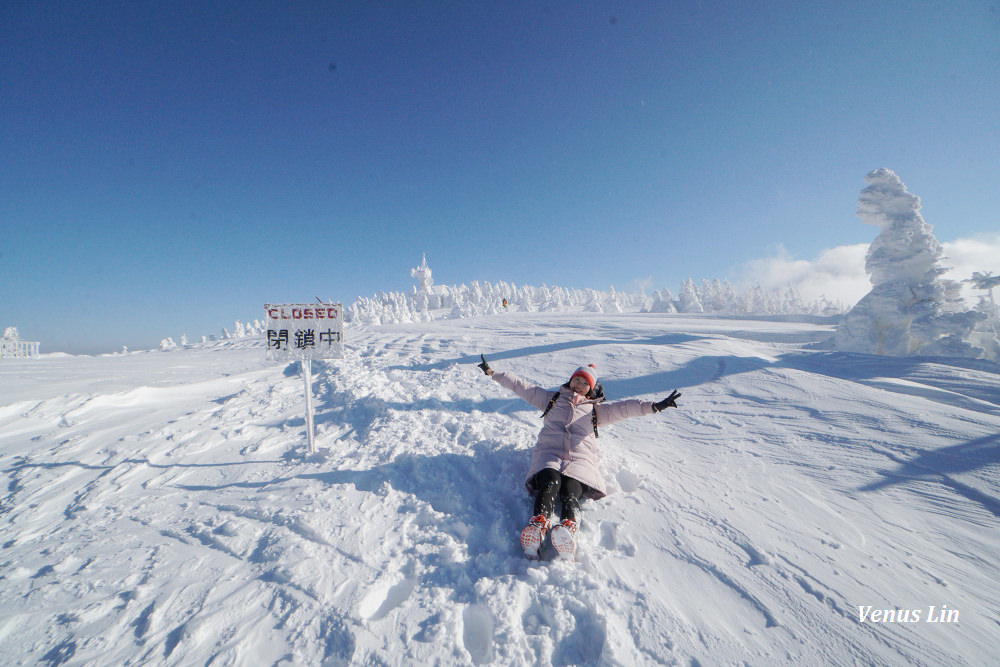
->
xmin=2 ymin=311 xmax=998 ymax=666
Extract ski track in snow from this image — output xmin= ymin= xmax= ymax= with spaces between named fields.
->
xmin=1 ymin=312 xmax=999 ymax=665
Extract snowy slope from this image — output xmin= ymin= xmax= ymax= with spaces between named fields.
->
xmin=1 ymin=312 xmax=998 ymax=666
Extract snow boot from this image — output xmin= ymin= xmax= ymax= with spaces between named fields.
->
xmin=520 ymin=514 xmax=550 ymax=560
xmin=550 ymin=519 xmax=578 ymax=560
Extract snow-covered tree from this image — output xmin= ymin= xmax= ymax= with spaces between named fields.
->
xmin=410 ymin=254 xmax=434 ymax=293
xmin=966 ymin=272 xmax=1000 ymax=317
xmin=964 ymin=272 xmax=1000 ymax=359
xmin=583 ymin=289 xmax=605 ymax=313
xmin=735 ymin=284 xmax=776 ymax=315
xmin=783 ymin=285 xmax=806 ymax=314
xmin=718 ymin=280 xmax=739 ymax=313
xmin=678 ymin=279 xmax=704 ymax=313
xmin=645 ymin=288 xmax=677 ymax=313
xmin=835 ymin=169 xmax=989 ymax=358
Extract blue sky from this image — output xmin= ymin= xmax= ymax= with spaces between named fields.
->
xmin=2 ymin=1 xmax=998 ymax=354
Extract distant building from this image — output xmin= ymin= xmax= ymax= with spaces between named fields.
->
xmin=410 ymin=254 xmax=434 ymax=293
xmin=410 ymin=254 xmax=444 ymax=309
xmin=1 ymin=327 xmax=39 ymax=360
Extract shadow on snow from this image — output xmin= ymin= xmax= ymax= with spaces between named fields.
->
xmin=393 ymin=333 xmax=706 ymax=372
xmin=858 ymin=433 xmax=1000 ymax=519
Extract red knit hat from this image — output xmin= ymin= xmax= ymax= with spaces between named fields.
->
xmin=570 ymin=364 xmax=598 ymax=390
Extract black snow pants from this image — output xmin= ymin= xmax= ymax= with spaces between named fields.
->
xmin=531 ymin=469 xmax=585 ymax=524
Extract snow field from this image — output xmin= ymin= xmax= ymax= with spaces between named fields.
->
xmin=1 ymin=312 xmax=999 ymax=665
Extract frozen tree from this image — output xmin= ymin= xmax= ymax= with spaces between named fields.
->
xmin=735 ymin=284 xmax=776 ymax=315
xmin=835 ymin=169 xmax=987 ymax=358
xmin=966 ymin=272 xmax=1000 ymax=316
xmin=784 ymin=285 xmax=806 ymax=314
xmin=410 ymin=254 xmax=434 ymax=293
xmin=964 ymin=272 xmax=1000 ymax=359
xmin=678 ymin=279 xmax=704 ymax=313
xmin=603 ymin=285 xmax=625 ymax=313
xmin=647 ymin=288 xmax=676 ymax=313
xmin=583 ymin=289 xmax=605 ymax=313
xmin=700 ymin=279 xmax=721 ymax=312
xmin=717 ymin=280 xmax=739 ymax=312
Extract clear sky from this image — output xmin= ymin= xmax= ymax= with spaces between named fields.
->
xmin=2 ymin=1 xmax=998 ymax=354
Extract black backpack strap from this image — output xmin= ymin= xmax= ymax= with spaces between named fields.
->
xmin=541 ymin=389 xmax=601 ymax=438
xmin=540 ymin=391 xmax=560 ymax=419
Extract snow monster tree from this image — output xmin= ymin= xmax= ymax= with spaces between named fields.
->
xmin=835 ymin=168 xmax=985 ymax=358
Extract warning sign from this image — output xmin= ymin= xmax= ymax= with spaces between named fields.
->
xmin=265 ymin=303 xmax=344 ymax=361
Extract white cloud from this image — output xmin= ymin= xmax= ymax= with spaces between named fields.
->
xmin=742 ymin=243 xmax=869 ymax=307
xmin=741 ymin=233 xmax=1000 ymax=308
xmin=941 ymin=233 xmax=1000 ymax=280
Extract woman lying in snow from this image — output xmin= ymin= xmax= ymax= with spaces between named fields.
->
xmin=478 ymin=355 xmax=680 ymax=560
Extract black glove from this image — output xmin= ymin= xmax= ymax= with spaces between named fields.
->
xmin=478 ymin=354 xmax=494 ymax=376
xmin=652 ymin=390 xmax=681 ymax=412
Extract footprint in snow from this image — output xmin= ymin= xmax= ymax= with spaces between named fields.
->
xmin=462 ymin=604 xmax=494 ymax=664
xmin=358 ymin=576 xmax=418 ymax=621
xmin=599 ymin=521 xmax=636 ymax=557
